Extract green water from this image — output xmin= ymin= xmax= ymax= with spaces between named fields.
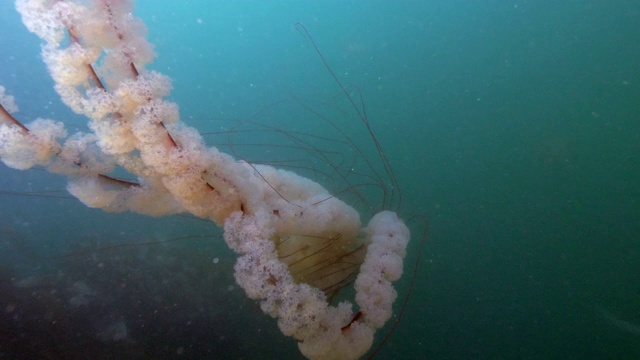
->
xmin=1 ymin=1 xmax=639 ymax=359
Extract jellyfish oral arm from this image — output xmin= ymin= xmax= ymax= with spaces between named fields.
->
xmin=0 ymin=1 xmax=410 ymax=359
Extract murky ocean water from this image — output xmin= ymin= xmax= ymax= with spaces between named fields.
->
xmin=1 ymin=1 xmax=639 ymax=359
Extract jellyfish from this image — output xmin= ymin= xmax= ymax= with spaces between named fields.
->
xmin=0 ymin=1 xmax=410 ymax=359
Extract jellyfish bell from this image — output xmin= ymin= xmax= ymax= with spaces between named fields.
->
xmin=1 ymin=1 xmax=411 ymax=359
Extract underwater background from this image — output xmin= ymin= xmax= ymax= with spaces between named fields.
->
xmin=1 ymin=0 xmax=640 ymax=359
